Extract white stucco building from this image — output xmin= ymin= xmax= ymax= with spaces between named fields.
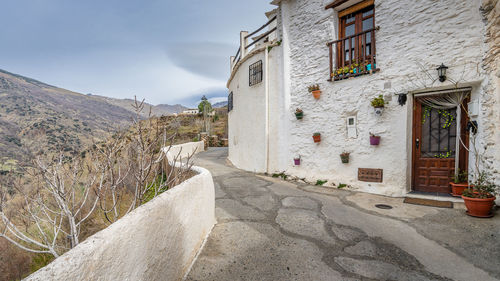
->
xmin=227 ymin=0 xmax=499 ymax=197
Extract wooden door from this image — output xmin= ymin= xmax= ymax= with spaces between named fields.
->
xmin=412 ymin=99 xmax=465 ymax=193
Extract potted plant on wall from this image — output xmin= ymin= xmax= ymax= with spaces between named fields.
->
xmin=308 ymin=85 xmax=321 ymax=99
xmin=294 ymin=157 xmax=301 ymax=166
xmin=340 ymin=152 xmax=350 ymax=164
xmin=312 ymin=132 xmax=321 ymax=143
xmin=295 ymin=108 xmax=304 ymax=120
xmin=462 ymin=172 xmax=497 ymax=217
xmin=450 ymin=170 xmax=469 ymax=197
xmin=369 ymin=132 xmax=380 ymax=146
xmin=371 ymin=95 xmax=386 ymax=115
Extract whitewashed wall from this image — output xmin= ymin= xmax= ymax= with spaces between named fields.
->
xmin=228 ymin=50 xmax=269 ymax=173
xmin=165 ymin=141 xmax=205 ymax=163
xmin=279 ymin=0 xmax=486 ymax=196
xmin=228 ymin=0 xmax=496 ymax=197
xmin=26 ymin=165 xmax=215 ymax=281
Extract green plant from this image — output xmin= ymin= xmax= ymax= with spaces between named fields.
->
xmin=434 ymin=149 xmax=452 ymax=159
xmin=308 ymin=84 xmax=320 ymax=92
xmin=462 ymin=171 xmax=497 ymax=199
xmin=370 ymin=95 xmax=385 ymax=108
xmin=313 ymin=132 xmax=321 ymax=136
xmin=272 ymin=172 xmax=288 ymax=180
xmin=338 ymin=183 xmax=347 ymax=189
xmin=315 ymin=180 xmax=327 ymax=186
xmin=193 ymin=136 xmax=199 ymax=142
xmin=453 ymin=169 xmax=468 ymax=183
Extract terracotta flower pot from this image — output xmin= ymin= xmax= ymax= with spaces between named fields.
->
xmin=462 ymin=195 xmax=496 ymax=218
xmin=294 ymin=158 xmax=301 ymax=165
xmin=450 ymin=182 xmax=468 ymax=197
xmin=370 ymin=136 xmax=380 ymax=145
xmin=313 ymin=135 xmax=321 ymax=143
xmin=312 ymin=90 xmax=321 ymax=99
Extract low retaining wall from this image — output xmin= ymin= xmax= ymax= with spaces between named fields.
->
xmin=26 ymin=165 xmax=215 ymax=281
xmin=165 ymin=141 xmax=205 ymax=162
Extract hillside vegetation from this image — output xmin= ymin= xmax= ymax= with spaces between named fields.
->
xmin=0 ymin=69 xmax=190 ymax=172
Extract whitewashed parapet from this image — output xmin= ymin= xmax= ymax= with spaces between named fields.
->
xmin=164 ymin=141 xmax=205 ymax=164
xmin=25 ymin=165 xmax=215 ymax=281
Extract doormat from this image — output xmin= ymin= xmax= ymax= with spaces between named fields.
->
xmin=403 ymin=197 xmax=453 ymax=208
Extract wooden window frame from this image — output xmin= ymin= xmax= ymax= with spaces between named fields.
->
xmin=338 ymin=4 xmax=375 ymax=65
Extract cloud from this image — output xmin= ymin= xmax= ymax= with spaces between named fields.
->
xmin=165 ymin=42 xmax=235 ymax=81
xmin=172 ymin=88 xmax=229 ymax=108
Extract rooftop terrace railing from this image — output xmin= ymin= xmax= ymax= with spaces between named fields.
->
xmin=230 ymin=16 xmax=277 ymax=72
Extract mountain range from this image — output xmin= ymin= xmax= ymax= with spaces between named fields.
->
xmin=0 ymin=69 xmax=187 ymax=171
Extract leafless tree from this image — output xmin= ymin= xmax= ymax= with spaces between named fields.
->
xmin=0 ymin=97 xmax=196 ymax=258
xmin=0 ymin=152 xmax=105 ymax=257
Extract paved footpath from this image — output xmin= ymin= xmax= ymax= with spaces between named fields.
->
xmin=186 ymin=148 xmax=500 ymax=281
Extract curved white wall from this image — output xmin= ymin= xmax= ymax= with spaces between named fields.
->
xmin=25 ymin=164 xmax=215 ymax=281
xmin=228 ymin=50 xmax=268 ymax=173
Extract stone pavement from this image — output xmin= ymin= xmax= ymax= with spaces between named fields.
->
xmin=186 ymin=148 xmax=500 ymax=281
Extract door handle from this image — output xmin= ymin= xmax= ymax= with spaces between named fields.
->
xmin=416 ymin=138 xmax=420 ymax=149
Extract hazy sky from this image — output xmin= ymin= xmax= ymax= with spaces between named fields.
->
xmin=0 ymin=0 xmax=274 ymax=106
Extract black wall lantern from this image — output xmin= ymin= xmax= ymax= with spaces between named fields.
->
xmin=397 ymin=93 xmax=407 ymax=106
xmin=437 ymin=63 xmax=448 ymax=82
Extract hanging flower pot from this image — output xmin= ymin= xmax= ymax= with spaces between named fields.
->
xmin=369 ymin=133 xmax=380 ymax=145
xmin=371 ymin=95 xmax=386 ymax=116
xmin=340 ymin=152 xmax=350 ymax=164
xmin=374 ymin=106 xmax=384 ymax=115
xmin=295 ymin=108 xmax=304 ymax=120
xmin=294 ymin=157 xmax=301 ymax=165
xmin=312 ymin=90 xmax=321 ymax=99
xmin=313 ymin=132 xmax=321 ymax=143
xmin=308 ymin=84 xmax=321 ymax=99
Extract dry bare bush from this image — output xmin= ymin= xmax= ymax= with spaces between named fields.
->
xmin=0 ymin=97 xmax=195 ymax=261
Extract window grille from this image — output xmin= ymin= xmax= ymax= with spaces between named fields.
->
xmin=249 ymin=60 xmax=263 ymax=86
xmin=228 ymin=92 xmax=233 ymax=112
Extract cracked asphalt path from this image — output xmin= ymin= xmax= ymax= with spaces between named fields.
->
xmin=186 ymin=148 xmax=499 ymax=281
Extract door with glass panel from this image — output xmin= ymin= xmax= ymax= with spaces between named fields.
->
xmin=412 ymin=98 xmax=468 ymax=193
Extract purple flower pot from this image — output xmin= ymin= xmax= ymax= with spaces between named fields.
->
xmin=370 ymin=136 xmax=381 ymax=145
xmin=294 ymin=158 xmax=301 ymax=165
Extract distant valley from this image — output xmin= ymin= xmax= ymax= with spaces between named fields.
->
xmin=0 ymin=69 xmax=188 ymax=171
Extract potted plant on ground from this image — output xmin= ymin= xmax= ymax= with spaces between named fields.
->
xmin=295 ymin=108 xmax=304 ymax=120
xmin=369 ymin=132 xmax=380 ymax=145
xmin=450 ymin=169 xmax=469 ymax=197
xmin=308 ymin=85 xmax=321 ymax=99
xmin=312 ymin=132 xmax=321 ymax=143
xmin=294 ymin=157 xmax=301 ymax=165
xmin=371 ymin=95 xmax=386 ymax=115
xmin=462 ymin=171 xmax=497 ymax=217
xmin=340 ymin=152 xmax=350 ymax=164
